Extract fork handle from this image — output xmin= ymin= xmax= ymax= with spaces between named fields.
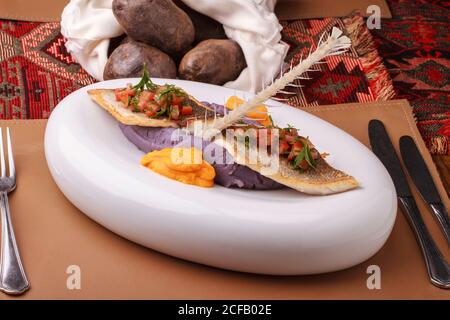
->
xmin=0 ymin=192 xmax=29 ymax=295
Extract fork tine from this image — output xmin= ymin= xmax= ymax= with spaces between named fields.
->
xmin=0 ymin=128 xmax=5 ymax=178
xmin=6 ymin=128 xmax=14 ymax=178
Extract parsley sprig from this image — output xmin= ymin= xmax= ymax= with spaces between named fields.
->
xmin=127 ymin=64 xmax=157 ymax=111
xmin=291 ymin=139 xmax=316 ymax=171
xmin=154 ymin=85 xmax=187 ymax=119
xmin=155 ymin=85 xmax=186 ymax=104
xmin=132 ymin=63 xmax=157 ymax=91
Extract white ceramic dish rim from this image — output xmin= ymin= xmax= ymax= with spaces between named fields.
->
xmin=44 ymin=78 xmax=397 ymax=275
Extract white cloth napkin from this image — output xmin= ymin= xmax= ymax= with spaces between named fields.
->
xmin=61 ymin=0 xmax=289 ymax=93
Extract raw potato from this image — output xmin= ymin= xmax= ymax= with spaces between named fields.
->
xmin=179 ymin=40 xmax=246 ymax=85
xmin=104 ymin=41 xmax=177 ymax=80
xmin=112 ymin=0 xmax=195 ymax=55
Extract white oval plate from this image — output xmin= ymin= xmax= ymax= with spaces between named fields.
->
xmin=45 ymin=79 xmax=397 ymax=275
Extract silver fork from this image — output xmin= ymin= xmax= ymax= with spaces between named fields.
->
xmin=0 ymin=128 xmax=29 ymax=295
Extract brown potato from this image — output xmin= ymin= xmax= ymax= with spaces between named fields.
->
xmin=179 ymin=39 xmax=246 ymax=85
xmin=112 ymin=0 xmax=195 ymax=55
xmin=104 ymin=41 xmax=177 ymax=80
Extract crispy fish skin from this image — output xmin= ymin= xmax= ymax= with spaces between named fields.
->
xmin=221 ymin=139 xmax=359 ymax=195
xmin=87 ymin=88 xmax=215 ymax=128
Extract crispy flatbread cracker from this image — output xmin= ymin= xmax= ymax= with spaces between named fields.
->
xmin=88 ymin=89 xmax=178 ymax=127
xmin=87 ymin=89 xmax=214 ymax=128
xmin=220 ymin=139 xmax=359 ymax=195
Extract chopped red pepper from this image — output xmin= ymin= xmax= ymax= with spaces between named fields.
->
xmin=279 ymin=140 xmax=290 ymax=154
xmin=171 ymin=94 xmax=184 ymax=106
xmin=181 ymin=105 xmax=193 ymax=116
xmin=288 ymin=141 xmax=304 ymax=161
xmin=114 ymin=87 xmax=136 ymax=107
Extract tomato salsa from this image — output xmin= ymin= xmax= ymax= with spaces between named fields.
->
xmin=241 ymin=124 xmax=320 ymax=172
xmin=114 ymin=66 xmax=193 ymax=120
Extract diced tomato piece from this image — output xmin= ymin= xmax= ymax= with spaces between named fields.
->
xmin=137 ymin=99 xmax=148 ymax=112
xmin=298 ymin=159 xmax=309 ymax=170
xmin=114 ymin=89 xmax=122 ymax=101
xmin=114 ymin=88 xmax=136 ymax=107
xmin=291 ymin=141 xmax=304 ymax=151
xmin=171 ymin=94 xmax=184 ymax=106
xmin=279 ymin=140 xmax=290 ymax=154
xmin=141 ymin=102 xmax=160 ymax=117
xmin=114 ymin=90 xmax=127 ymax=103
xmin=156 ymin=94 xmax=170 ymax=109
xmin=137 ymin=91 xmax=156 ymax=112
xmin=284 ymin=134 xmax=296 ymax=143
xmin=148 ymin=102 xmax=161 ymax=114
xmin=181 ymin=105 xmax=193 ymax=116
xmin=140 ymin=91 xmax=155 ymax=102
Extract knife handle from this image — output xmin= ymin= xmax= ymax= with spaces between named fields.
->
xmin=429 ymin=203 xmax=450 ymax=247
xmin=399 ymin=197 xmax=450 ymax=289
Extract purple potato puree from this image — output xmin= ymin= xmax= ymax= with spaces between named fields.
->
xmin=119 ymin=102 xmax=284 ymax=189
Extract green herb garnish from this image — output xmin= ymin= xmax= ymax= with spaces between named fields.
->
xmin=268 ymin=115 xmax=275 ymax=127
xmin=155 ymin=84 xmax=186 ymax=105
xmin=133 ymin=63 xmax=157 ymax=91
xmin=291 ymin=140 xmax=316 ymax=171
xmin=128 ymin=95 xmax=139 ymax=110
xmin=155 ymin=107 xmax=167 ymax=117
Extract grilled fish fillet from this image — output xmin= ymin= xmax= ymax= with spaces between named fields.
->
xmin=220 ymin=139 xmax=359 ymax=195
xmin=89 ymin=88 xmax=358 ymax=195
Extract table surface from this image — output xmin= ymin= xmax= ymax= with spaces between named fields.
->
xmin=0 ymin=0 xmax=447 ymax=298
xmin=434 ymin=156 xmax=450 ymax=196
xmin=0 ymin=100 xmax=448 ymax=300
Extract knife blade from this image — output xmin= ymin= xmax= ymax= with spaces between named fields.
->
xmin=368 ymin=119 xmax=450 ymax=289
xmin=400 ymin=136 xmax=450 ymax=246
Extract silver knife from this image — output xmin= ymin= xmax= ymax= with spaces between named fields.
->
xmin=400 ymin=136 xmax=450 ymax=247
xmin=369 ymin=119 xmax=450 ymax=289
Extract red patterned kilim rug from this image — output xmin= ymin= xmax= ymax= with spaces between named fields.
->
xmin=0 ymin=15 xmax=391 ymax=121
xmin=281 ymin=15 xmax=395 ymax=107
xmin=0 ymin=2 xmax=448 ymax=157
xmin=371 ymin=0 xmax=450 ymax=155
xmin=0 ymin=20 xmax=95 ymax=119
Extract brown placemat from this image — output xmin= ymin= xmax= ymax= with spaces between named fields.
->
xmin=276 ymin=0 xmax=392 ymax=20
xmin=434 ymin=156 xmax=450 ymax=196
xmin=0 ymin=0 xmax=391 ymax=22
xmin=0 ymin=99 xmax=448 ymax=300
